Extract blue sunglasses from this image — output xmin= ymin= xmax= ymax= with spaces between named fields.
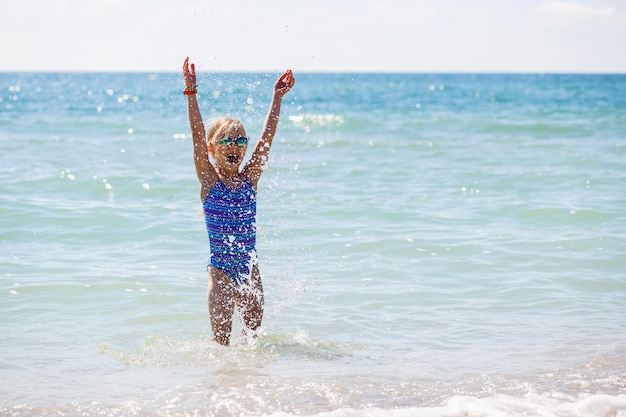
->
xmin=218 ymin=136 xmax=249 ymax=147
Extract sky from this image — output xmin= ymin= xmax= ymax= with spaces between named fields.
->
xmin=1 ymin=0 xmax=625 ymax=73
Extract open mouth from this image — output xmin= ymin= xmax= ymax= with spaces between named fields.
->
xmin=226 ymin=155 xmax=239 ymax=164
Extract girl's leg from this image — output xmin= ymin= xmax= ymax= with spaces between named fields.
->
xmin=207 ymin=267 xmax=236 ymax=346
xmin=237 ymin=265 xmax=264 ymax=336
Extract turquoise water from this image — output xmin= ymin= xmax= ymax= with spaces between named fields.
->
xmin=1 ymin=72 xmax=625 ymax=416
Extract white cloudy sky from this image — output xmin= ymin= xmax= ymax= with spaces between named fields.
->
xmin=1 ymin=0 xmax=625 ymax=72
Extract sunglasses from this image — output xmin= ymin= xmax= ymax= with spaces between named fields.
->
xmin=218 ymin=136 xmax=249 ymax=147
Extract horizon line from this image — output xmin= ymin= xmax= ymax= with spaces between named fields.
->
xmin=1 ymin=69 xmax=625 ymax=75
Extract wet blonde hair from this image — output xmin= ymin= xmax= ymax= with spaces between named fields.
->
xmin=206 ymin=117 xmax=246 ymax=148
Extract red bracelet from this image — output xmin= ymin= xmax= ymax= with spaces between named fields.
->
xmin=184 ymin=88 xmax=197 ymax=95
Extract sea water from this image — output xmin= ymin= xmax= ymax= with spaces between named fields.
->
xmin=1 ymin=72 xmax=625 ymax=416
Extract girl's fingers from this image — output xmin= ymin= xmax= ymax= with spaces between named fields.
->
xmin=277 ymin=70 xmax=294 ymax=90
xmin=183 ymin=58 xmax=196 ymax=87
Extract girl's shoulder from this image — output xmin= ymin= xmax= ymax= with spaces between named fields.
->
xmin=200 ymin=176 xmax=219 ymax=202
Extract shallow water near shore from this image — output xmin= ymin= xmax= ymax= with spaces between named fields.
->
xmin=1 ymin=72 xmax=625 ymax=416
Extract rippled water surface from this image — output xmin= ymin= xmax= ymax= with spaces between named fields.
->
xmin=1 ymin=72 xmax=625 ymax=416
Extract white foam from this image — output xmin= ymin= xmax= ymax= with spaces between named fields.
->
xmin=267 ymin=393 xmax=626 ymax=417
xmin=288 ymin=114 xmax=345 ymax=127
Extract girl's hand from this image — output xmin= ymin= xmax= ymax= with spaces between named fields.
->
xmin=183 ymin=57 xmax=197 ymax=90
xmin=274 ymin=69 xmax=295 ymax=97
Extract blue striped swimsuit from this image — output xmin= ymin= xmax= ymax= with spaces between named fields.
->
xmin=203 ymin=178 xmax=257 ymax=286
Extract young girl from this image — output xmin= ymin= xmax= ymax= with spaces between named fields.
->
xmin=182 ymin=57 xmax=295 ymax=346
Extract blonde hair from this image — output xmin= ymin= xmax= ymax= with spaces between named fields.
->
xmin=206 ymin=117 xmax=245 ymax=147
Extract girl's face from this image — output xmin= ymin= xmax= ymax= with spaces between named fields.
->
xmin=209 ymin=124 xmax=248 ymax=171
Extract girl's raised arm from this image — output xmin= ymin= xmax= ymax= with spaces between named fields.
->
xmin=183 ymin=57 xmax=217 ymax=198
xmin=244 ymin=70 xmax=295 ymax=187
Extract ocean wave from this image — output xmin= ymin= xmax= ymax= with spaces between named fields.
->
xmin=288 ymin=113 xmax=345 ymax=128
xmin=265 ymin=394 xmax=626 ymax=417
xmin=2 ymin=392 xmax=624 ymax=417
